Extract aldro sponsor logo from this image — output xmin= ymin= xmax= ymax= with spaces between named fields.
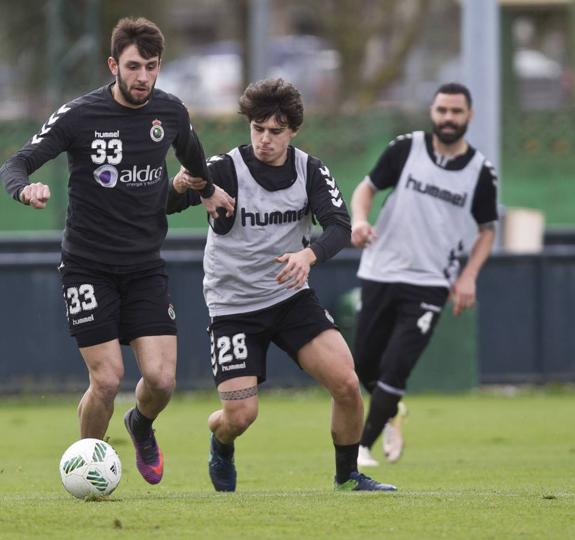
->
xmin=93 ymin=164 xmax=164 ymax=187
xmin=90 ymin=129 xmax=163 ymax=187
xmin=240 ymin=205 xmax=309 ymax=227
xmin=406 ymin=174 xmax=467 ymax=207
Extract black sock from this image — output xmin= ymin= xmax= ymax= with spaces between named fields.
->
xmin=130 ymin=407 xmax=154 ymax=441
xmin=360 ymin=386 xmax=400 ymax=448
xmin=212 ymin=435 xmax=234 ymax=458
xmin=334 ymin=443 xmax=359 ymax=484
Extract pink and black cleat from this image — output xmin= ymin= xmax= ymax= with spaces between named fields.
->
xmin=124 ymin=408 xmax=164 ymax=484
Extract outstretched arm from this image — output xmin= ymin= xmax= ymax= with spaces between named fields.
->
xmin=275 ymin=248 xmax=317 ymax=290
xmin=167 ymin=165 xmax=235 ymax=219
xmin=0 ymin=104 xmax=72 ymax=206
xmin=451 ymin=222 xmax=496 ymax=316
xmin=350 ymin=177 xmax=377 ymax=248
xmin=176 ymin=167 xmax=235 ymax=219
xmin=274 ymin=158 xmax=349 ymax=289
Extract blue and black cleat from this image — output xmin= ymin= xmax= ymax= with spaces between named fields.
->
xmin=208 ymin=433 xmax=237 ymax=492
xmin=334 ymin=471 xmax=397 ymax=492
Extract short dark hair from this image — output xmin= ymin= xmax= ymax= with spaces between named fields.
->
xmin=239 ymin=78 xmax=304 ymax=131
xmin=110 ymin=17 xmax=165 ymax=61
xmin=433 ymin=82 xmax=473 ymax=108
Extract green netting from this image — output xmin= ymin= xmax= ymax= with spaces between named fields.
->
xmin=0 ymin=109 xmax=572 ymax=233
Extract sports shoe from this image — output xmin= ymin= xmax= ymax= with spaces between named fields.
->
xmin=357 ymin=445 xmax=379 ymax=467
xmin=123 ymin=408 xmax=164 ymax=484
xmin=208 ymin=433 xmax=236 ymax=492
xmin=383 ymin=401 xmax=407 ymax=463
xmin=334 ymin=471 xmax=397 ymax=492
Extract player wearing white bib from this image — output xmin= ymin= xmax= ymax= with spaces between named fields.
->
xmin=169 ymin=78 xmax=396 ymax=492
xmin=351 ymin=83 xmax=498 ymax=467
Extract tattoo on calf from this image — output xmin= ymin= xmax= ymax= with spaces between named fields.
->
xmin=219 ymin=385 xmax=258 ymax=401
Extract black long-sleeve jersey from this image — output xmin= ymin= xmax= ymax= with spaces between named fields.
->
xmin=168 ymin=144 xmax=352 ymax=264
xmin=368 ymin=132 xmax=498 ymax=224
xmin=0 ymin=83 xmax=213 ymax=266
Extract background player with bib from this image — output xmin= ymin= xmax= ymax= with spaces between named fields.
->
xmin=350 ymin=82 xmax=498 ymax=467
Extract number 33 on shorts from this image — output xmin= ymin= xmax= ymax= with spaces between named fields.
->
xmin=64 ymin=284 xmax=98 ymax=317
xmin=210 ymin=332 xmax=248 ymax=376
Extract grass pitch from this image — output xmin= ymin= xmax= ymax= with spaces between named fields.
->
xmin=1 ymin=388 xmax=574 ymax=539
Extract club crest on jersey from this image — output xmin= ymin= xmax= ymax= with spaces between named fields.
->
xmin=168 ymin=304 xmax=176 ymax=320
xmin=93 ymin=164 xmax=118 ymax=188
xmin=150 ymin=119 xmax=164 ymax=142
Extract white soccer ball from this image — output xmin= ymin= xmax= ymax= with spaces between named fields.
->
xmin=59 ymin=438 xmax=122 ymax=499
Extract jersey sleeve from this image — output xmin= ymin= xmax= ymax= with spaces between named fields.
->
xmin=0 ymin=104 xmax=74 ymax=202
xmin=367 ymin=134 xmax=412 ymax=190
xmin=166 ymin=154 xmax=238 ymax=235
xmin=306 ymin=157 xmax=351 ymax=264
xmin=172 ymin=104 xmax=214 ymax=198
xmin=166 ymin=178 xmax=202 ymax=214
xmin=471 ymin=160 xmax=498 ymax=224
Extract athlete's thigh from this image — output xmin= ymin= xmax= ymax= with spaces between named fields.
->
xmin=209 ymin=311 xmax=270 ymax=386
xmin=216 ymin=375 xmax=259 ymax=417
xmin=297 ymin=328 xmax=355 ymax=390
xmin=378 ymin=284 xmax=448 ymax=389
xmin=60 ymin=258 xmax=122 ymax=348
xmin=119 ymin=265 xmax=177 ymax=345
xmin=79 ymin=339 xmax=124 ymax=382
xmin=272 ymin=289 xmax=336 ymax=362
xmin=130 ymin=335 xmax=177 ymax=381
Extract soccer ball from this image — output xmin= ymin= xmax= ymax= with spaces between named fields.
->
xmin=59 ymin=438 xmax=122 ymax=499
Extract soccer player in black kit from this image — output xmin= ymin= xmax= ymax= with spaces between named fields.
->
xmin=350 ymin=83 xmax=498 ymax=467
xmin=169 ymin=78 xmax=396 ymax=492
xmin=0 ymin=17 xmax=234 ymax=485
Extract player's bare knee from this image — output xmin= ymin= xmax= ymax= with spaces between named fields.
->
xmin=145 ymin=371 xmax=176 ymax=397
xmin=90 ymin=374 xmax=122 ymax=402
xmin=330 ymin=370 xmax=361 ymax=404
xmin=224 ymin=402 xmax=258 ymax=435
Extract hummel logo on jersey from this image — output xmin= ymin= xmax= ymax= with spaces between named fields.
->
xmin=94 ymin=130 xmax=120 ymax=139
xmin=406 ymin=174 xmax=467 ymax=207
xmin=31 ymin=104 xmax=71 ymax=144
xmin=240 ymin=205 xmax=309 ymax=227
xmin=319 ymin=166 xmax=343 ymax=208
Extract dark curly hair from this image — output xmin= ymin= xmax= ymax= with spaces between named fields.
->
xmin=239 ymin=78 xmax=304 ymax=131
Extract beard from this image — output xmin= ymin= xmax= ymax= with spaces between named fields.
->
xmin=432 ymin=121 xmax=468 ymax=145
xmin=116 ymin=70 xmax=154 ymax=106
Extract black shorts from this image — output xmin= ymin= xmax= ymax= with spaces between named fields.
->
xmin=354 ymin=280 xmax=449 ymax=394
xmin=59 ymin=253 xmax=177 ymax=348
xmin=208 ymin=289 xmax=337 ymax=386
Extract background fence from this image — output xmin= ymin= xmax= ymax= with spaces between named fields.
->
xmin=1 ymin=234 xmax=574 ymax=394
xmin=1 ymin=0 xmax=574 ymax=393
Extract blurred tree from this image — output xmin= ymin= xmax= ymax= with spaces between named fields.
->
xmin=232 ymin=0 xmax=250 ymax=90
xmin=0 ymin=0 xmax=166 ymax=116
xmin=320 ymin=0 xmax=431 ymax=110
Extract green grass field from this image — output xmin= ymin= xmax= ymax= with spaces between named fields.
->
xmin=1 ymin=388 xmax=574 ymax=539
